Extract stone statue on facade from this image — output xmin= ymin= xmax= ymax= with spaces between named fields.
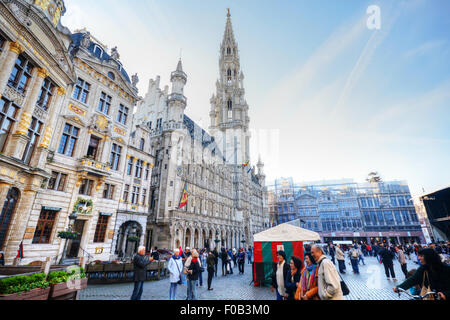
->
xmin=131 ymin=73 xmax=139 ymax=87
xmin=81 ymin=32 xmax=91 ymax=48
xmin=110 ymin=46 xmax=120 ymax=60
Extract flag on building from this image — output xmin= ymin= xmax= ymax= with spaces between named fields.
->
xmin=178 ymin=183 xmax=189 ymax=209
xmin=16 ymin=241 xmax=24 ymax=259
xmin=242 ymin=161 xmax=249 ymax=168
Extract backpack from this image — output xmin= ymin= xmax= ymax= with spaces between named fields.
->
xmin=351 ymin=249 xmax=358 ymax=259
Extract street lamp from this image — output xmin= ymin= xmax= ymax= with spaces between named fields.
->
xmin=59 ymin=211 xmax=78 ymax=264
xmin=214 ymin=231 xmax=221 ymax=248
xmin=241 ymin=234 xmax=246 ymax=246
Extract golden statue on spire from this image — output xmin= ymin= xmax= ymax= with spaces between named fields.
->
xmin=227 ymin=8 xmax=231 ymax=17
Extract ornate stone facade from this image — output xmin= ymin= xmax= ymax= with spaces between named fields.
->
xmin=138 ymin=11 xmax=269 ymax=251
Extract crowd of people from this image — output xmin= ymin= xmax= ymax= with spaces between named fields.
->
xmin=128 ymin=240 xmax=449 ymax=301
xmin=129 ymin=245 xmax=254 ymax=300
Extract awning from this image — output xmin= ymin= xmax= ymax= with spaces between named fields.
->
xmin=253 ymin=223 xmax=321 ymax=242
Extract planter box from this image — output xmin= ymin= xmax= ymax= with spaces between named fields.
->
xmin=48 ymin=278 xmax=88 ymax=300
xmin=0 ymin=287 xmax=50 ymax=300
xmin=104 ymin=264 xmax=124 ymax=272
xmin=86 ymin=264 xmax=104 ymax=273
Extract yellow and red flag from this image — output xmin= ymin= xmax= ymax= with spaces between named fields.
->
xmin=242 ymin=161 xmax=249 ymax=168
xmin=178 ymin=183 xmax=188 ymax=209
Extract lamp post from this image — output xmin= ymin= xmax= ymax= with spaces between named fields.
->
xmin=59 ymin=211 xmax=78 ymax=265
xmin=241 ymin=234 xmax=246 ymax=248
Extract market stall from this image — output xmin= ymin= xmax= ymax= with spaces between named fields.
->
xmin=253 ymin=223 xmax=320 ymax=287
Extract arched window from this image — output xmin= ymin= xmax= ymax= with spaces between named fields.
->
xmin=0 ymin=187 xmax=20 ymax=250
xmin=107 ymin=72 xmax=115 ymax=80
xmin=227 ymin=47 xmax=231 ymax=55
xmin=227 ymin=69 xmax=232 ymax=81
xmin=93 ymin=45 xmax=103 ymax=59
xmin=227 ymin=100 xmax=233 ymax=120
xmin=139 ymin=138 xmax=145 ymax=151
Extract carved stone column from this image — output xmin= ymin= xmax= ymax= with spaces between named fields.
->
xmin=0 ymin=42 xmax=24 ymax=98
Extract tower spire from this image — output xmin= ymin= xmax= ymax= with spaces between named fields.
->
xmin=227 ymin=8 xmax=231 ymax=18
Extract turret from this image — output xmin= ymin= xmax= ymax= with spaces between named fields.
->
xmin=168 ymin=59 xmax=187 ymax=123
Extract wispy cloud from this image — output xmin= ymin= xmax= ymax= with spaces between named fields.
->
xmin=405 ymin=40 xmax=447 ymax=58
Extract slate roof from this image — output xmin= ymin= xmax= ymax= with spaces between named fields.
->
xmin=71 ymin=33 xmax=131 ymax=83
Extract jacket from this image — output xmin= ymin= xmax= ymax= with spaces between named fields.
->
xmin=168 ymin=256 xmax=183 ymax=283
xmin=397 ymin=250 xmax=406 ymax=265
xmin=188 ymin=259 xmax=201 ymax=281
xmin=317 ymin=256 xmax=344 ymax=300
xmin=207 ymin=254 xmax=216 ymax=271
xmin=133 ymin=254 xmax=151 ymax=282
xmin=296 ymin=266 xmax=319 ymax=300
xmin=398 ymin=264 xmax=450 ymax=298
xmin=336 ymin=247 xmax=345 ymax=261
xmin=271 ymin=262 xmax=290 ymax=289
xmin=285 ymin=269 xmax=301 ymax=300
xmin=349 ymin=248 xmax=360 ymax=259
xmin=379 ymin=248 xmax=394 ymax=264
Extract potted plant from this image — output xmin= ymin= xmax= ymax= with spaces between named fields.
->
xmin=47 ymin=267 xmax=87 ymax=300
xmin=0 ymin=273 xmax=50 ymax=300
xmin=127 ymin=235 xmax=140 ymax=242
xmin=57 ymin=231 xmax=80 ymax=240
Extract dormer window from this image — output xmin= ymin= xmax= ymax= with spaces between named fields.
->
xmin=93 ymin=45 xmax=103 ymax=58
xmin=107 ymin=72 xmax=115 ymax=80
xmin=117 ymin=61 xmax=122 ymax=71
xmin=139 ymin=138 xmax=145 ymax=151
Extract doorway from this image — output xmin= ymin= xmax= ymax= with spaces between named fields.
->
xmin=67 ymin=220 xmax=86 ymax=258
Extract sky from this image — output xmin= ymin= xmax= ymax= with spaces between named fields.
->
xmin=61 ymin=0 xmax=450 ymax=197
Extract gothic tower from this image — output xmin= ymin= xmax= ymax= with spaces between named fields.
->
xmin=168 ymin=59 xmax=187 ymax=123
xmin=209 ymin=9 xmax=250 ymax=166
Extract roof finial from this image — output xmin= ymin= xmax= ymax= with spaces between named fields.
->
xmin=227 ymin=8 xmax=231 ymax=18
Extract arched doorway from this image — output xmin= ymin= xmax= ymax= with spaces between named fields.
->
xmin=185 ymin=229 xmax=191 ymax=248
xmin=0 ymin=187 xmax=20 ymax=250
xmin=194 ymin=229 xmax=199 ymax=248
xmin=115 ymin=221 xmax=143 ymax=260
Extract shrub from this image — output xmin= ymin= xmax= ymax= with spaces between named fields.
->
xmin=0 ymin=273 xmax=49 ymax=295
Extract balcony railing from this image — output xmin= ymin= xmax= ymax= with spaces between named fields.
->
xmin=78 ymin=157 xmax=111 ymax=176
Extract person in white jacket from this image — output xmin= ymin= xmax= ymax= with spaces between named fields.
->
xmin=168 ymin=248 xmax=184 ymax=300
xmin=311 ymin=245 xmax=345 ymax=300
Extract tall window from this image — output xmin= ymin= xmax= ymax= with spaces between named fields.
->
xmin=109 ymin=143 xmax=122 ymax=171
xmin=227 ymin=100 xmax=232 ymax=120
xmin=0 ymin=188 xmax=19 ymax=250
xmin=36 ymin=78 xmax=55 ymax=110
xmin=86 ymin=135 xmax=101 ymax=159
xmin=131 ymin=186 xmax=140 ymax=204
xmin=127 ymin=157 xmax=134 ymax=176
xmin=135 ymin=159 xmax=143 ymax=178
xmin=47 ymin=171 xmax=67 ymax=191
xmin=98 ymin=92 xmax=111 ymax=115
xmin=32 ymin=209 xmax=57 ymax=244
xmin=22 ymin=117 xmax=43 ymax=164
xmin=226 ymin=47 xmax=231 ymax=55
xmin=142 ymin=189 xmax=147 ymax=206
xmin=58 ymin=123 xmax=79 ymax=157
xmin=139 ymin=138 xmax=145 ymax=151
xmin=0 ymin=98 xmax=19 ymax=152
xmin=227 ymin=69 xmax=232 ymax=81
xmin=123 ymin=184 xmax=130 ymax=202
xmin=8 ymin=55 xmax=34 ymax=94
xmin=93 ymin=214 xmax=109 ymax=243
xmin=156 ymin=118 xmax=162 ymax=130
xmin=102 ymin=184 xmax=115 ymax=200
xmin=117 ymin=104 xmax=128 ymax=125
xmin=0 ymin=34 xmax=5 ymax=51
xmin=79 ymin=179 xmax=94 ymax=196
xmin=72 ymin=78 xmax=90 ymax=104
xmin=145 ymin=163 xmax=150 ymax=180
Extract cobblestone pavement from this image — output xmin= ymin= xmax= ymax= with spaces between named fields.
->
xmin=79 ymin=255 xmax=420 ymax=300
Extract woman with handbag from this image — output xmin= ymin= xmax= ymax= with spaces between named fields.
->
xmin=168 ymin=248 xmax=184 ymax=300
xmin=394 ymin=248 xmax=450 ymax=300
xmin=295 ymin=252 xmax=319 ymax=300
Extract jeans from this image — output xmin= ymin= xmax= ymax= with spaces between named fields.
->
xmin=169 ymin=282 xmax=178 ymax=300
xmin=238 ymin=260 xmax=245 ymax=274
xmin=199 ymin=270 xmax=204 ymax=286
xmin=214 ymin=262 xmax=218 ymax=277
xmin=337 ymin=260 xmax=346 ymax=273
xmin=350 ymin=258 xmax=360 ymax=274
xmin=248 ymin=256 xmax=252 ymax=264
xmin=187 ymin=279 xmax=197 ymax=300
xmin=222 ymin=261 xmax=227 ymax=276
xmin=228 ymin=261 xmax=233 ymax=274
xmin=383 ymin=261 xmax=396 ymax=278
xmin=207 ymin=268 xmax=214 ymax=289
xmin=330 ymin=255 xmax=336 ymax=264
xmin=400 ymin=263 xmax=408 ymax=278
xmin=276 ymin=290 xmax=283 ymax=300
xmin=358 ymin=255 xmax=365 ymax=265
xmin=130 ymin=281 xmax=144 ymax=300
